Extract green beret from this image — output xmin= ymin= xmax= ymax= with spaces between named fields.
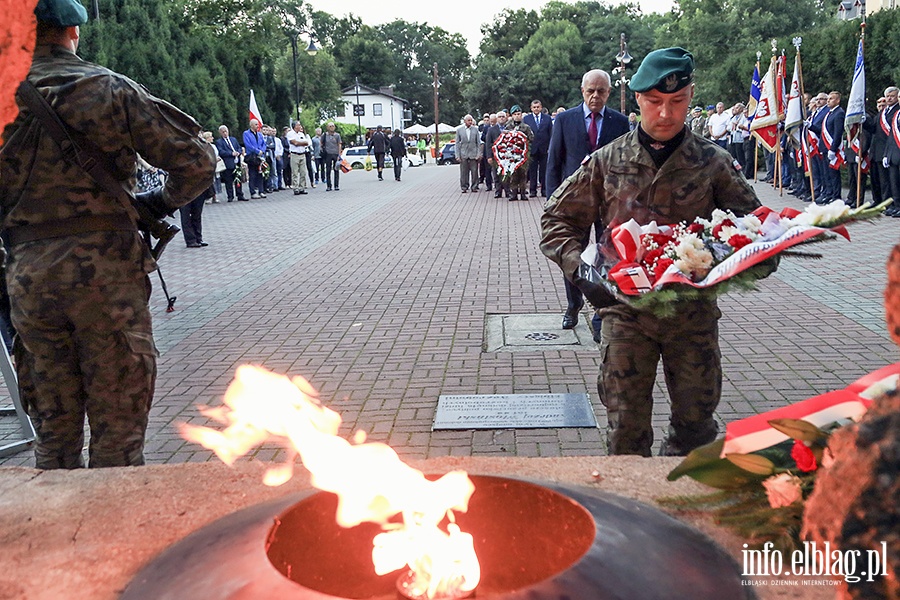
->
xmin=35 ymin=0 xmax=88 ymax=26
xmin=509 ymin=105 xmax=522 ymax=114
xmin=630 ymin=47 xmax=694 ymax=94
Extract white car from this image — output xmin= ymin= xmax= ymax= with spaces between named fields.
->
xmin=404 ymin=152 xmax=424 ymax=167
xmin=341 ymin=146 xmax=394 ymax=170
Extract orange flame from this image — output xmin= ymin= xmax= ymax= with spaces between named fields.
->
xmin=179 ymin=365 xmax=480 ymax=598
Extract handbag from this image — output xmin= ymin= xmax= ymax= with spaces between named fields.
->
xmin=339 ymin=159 xmax=351 ymax=174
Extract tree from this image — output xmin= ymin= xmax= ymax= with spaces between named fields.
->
xmin=513 ymin=20 xmax=586 ymax=109
xmin=479 ymin=8 xmax=541 ymax=59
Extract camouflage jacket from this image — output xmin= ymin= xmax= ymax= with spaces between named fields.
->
xmin=540 ymin=128 xmax=761 ymax=281
xmin=0 ymin=44 xmax=214 ymax=294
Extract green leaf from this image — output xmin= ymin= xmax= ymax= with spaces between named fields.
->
xmin=767 ymin=418 xmax=826 ymax=443
xmin=725 ymin=453 xmax=776 ymax=476
xmin=667 ymin=439 xmax=768 ymax=489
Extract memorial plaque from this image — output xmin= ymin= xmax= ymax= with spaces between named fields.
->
xmin=433 ymin=393 xmax=596 ymax=430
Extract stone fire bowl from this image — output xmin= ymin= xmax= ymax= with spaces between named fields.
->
xmin=0 ymin=456 xmax=833 ymax=600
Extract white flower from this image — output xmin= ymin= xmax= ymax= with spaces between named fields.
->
xmin=740 ymin=214 xmax=762 ymax=233
xmin=790 ymin=200 xmax=850 ymax=226
xmin=673 ymin=234 xmax=714 ymax=279
xmin=716 ymin=225 xmax=757 ymax=244
xmin=709 ymin=208 xmax=737 ymax=226
xmin=762 ymin=473 xmax=803 ymax=508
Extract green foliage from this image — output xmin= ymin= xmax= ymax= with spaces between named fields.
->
xmin=70 ymin=0 xmax=897 ymax=147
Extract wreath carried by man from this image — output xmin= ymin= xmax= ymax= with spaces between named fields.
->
xmin=492 ymin=129 xmax=529 ymax=182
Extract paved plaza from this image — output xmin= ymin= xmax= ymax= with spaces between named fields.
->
xmin=0 ymin=162 xmax=897 ymax=466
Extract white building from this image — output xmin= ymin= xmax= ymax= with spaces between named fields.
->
xmin=335 ymin=83 xmax=411 ymax=132
xmin=837 ymin=0 xmax=865 ymax=18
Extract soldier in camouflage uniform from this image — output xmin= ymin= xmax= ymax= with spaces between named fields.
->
xmin=503 ymin=105 xmax=534 ymax=201
xmin=541 ymin=48 xmax=775 ymax=456
xmin=0 ymin=0 xmax=215 ymax=468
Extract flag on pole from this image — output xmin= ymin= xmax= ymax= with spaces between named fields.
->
xmin=784 ymin=53 xmax=804 ymax=146
xmin=249 ymin=89 xmax=262 ymax=124
xmin=747 ymin=63 xmax=761 ymax=126
xmin=845 ymin=39 xmax=866 ymax=155
xmin=776 ymin=53 xmax=788 ymax=120
xmin=750 ymin=56 xmax=780 ymax=152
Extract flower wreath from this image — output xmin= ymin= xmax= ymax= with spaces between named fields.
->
xmin=492 ymin=130 xmax=530 ymax=180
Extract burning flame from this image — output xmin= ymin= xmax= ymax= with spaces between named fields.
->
xmin=179 ymin=365 xmax=480 ymax=599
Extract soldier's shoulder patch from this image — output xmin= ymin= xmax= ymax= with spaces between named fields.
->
xmin=732 ymin=159 xmax=743 ymax=172
xmin=581 ymin=154 xmax=591 ymax=166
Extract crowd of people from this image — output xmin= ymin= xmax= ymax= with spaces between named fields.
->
xmin=684 ymin=88 xmax=900 ymax=214
xmin=6 ymin=0 xmax=900 ymax=472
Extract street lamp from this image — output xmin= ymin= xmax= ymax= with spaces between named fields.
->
xmin=288 ymin=32 xmax=319 ymax=121
xmin=613 ymin=33 xmax=633 ymax=114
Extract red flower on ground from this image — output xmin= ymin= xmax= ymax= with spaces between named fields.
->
xmin=727 ymin=234 xmax=753 ymax=250
xmin=790 ymin=440 xmax=818 ymax=472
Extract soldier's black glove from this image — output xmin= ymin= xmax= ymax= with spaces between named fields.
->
xmin=574 ymin=263 xmax=619 ymax=309
xmin=133 ymin=188 xmax=175 ymax=220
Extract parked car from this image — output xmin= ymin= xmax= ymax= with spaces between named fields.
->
xmin=437 ymin=142 xmax=458 ymax=165
xmin=341 ymin=146 xmax=393 ymax=170
xmin=405 ymin=151 xmax=424 ymax=167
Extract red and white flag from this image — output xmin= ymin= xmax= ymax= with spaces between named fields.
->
xmin=249 ymin=89 xmax=262 ymax=124
xmin=784 ymin=53 xmax=805 ymax=146
xmin=750 ymin=56 xmax=780 ymax=152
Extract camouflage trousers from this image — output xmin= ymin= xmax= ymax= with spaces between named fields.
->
xmin=508 ymin=160 xmax=530 ymax=194
xmin=11 ymin=278 xmax=157 ymax=469
xmin=597 ymin=301 xmax=722 ymax=456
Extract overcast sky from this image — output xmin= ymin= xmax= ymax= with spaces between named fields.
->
xmin=308 ymin=0 xmax=677 ymax=57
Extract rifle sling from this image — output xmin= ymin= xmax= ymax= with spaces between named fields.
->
xmin=12 ymin=81 xmax=140 ymax=231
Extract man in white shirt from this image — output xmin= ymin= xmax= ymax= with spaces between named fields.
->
xmin=286 ymin=121 xmax=310 ymax=195
xmin=706 ymin=102 xmax=730 ymax=149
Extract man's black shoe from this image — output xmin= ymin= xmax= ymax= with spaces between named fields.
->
xmin=494 ymin=191 xmax=502 ymax=198
xmin=529 ymin=191 xmax=537 ymax=198
xmin=486 ymin=186 xmax=492 ymax=191
xmin=199 ymin=241 xmax=209 ymax=247
xmin=186 ymin=243 xmax=201 ymax=248
xmin=562 ymin=306 xmax=581 ymax=329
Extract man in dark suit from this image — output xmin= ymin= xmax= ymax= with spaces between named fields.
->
xmin=215 ymin=125 xmax=246 ymax=202
xmin=878 ymin=86 xmax=900 ymax=216
xmin=806 ymin=93 xmax=829 ymax=202
xmin=484 ymin=111 xmax=507 ymax=198
xmin=546 ymin=69 xmax=629 ymax=335
xmin=523 ymin=100 xmax=553 ymax=197
xmin=818 ymin=91 xmax=845 ymax=204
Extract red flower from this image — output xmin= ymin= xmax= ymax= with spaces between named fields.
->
xmin=727 ymin=234 xmax=753 ymax=250
xmin=791 ymin=440 xmax=817 ymax=472
xmin=686 ymin=223 xmax=705 ymax=235
xmin=646 ymin=233 xmax=674 ymax=247
xmin=654 ymin=256 xmax=674 ymax=275
xmin=711 ymin=219 xmax=735 ymax=239
xmin=643 ymin=247 xmax=664 ymax=267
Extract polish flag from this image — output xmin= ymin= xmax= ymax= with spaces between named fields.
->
xmin=249 ymin=89 xmax=262 ymax=124
xmin=720 ymin=363 xmax=900 ymax=457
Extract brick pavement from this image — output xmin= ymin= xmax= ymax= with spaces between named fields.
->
xmin=0 ymin=162 xmax=897 ymax=466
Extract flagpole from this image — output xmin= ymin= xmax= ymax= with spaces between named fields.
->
xmin=855 ymin=22 xmax=865 ymax=208
xmin=772 ymin=47 xmax=787 ymax=196
xmin=754 ymin=52 xmax=761 ymax=183
xmin=795 ymin=43 xmax=816 ymax=205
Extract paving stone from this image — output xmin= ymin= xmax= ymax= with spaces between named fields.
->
xmin=0 ymin=169 xmax=895 ymax=465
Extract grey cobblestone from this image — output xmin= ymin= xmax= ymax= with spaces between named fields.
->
xmin=0 ymin=166 xmax=896 ymax=466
